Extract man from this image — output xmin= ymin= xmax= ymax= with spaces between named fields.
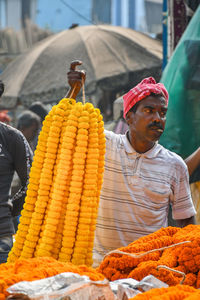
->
xmin=0 ymin=80 xmax=33 ymax=263
xmin=66 ymin=61 xmax=196 ymax=265
xmin=17 ymin=110 xmax=41 ymax=151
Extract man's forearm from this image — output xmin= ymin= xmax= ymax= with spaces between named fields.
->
xmin=185 ymin=147 xmax=200 ymax=176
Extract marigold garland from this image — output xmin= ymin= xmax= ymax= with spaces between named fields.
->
xmin=130 ymin=284 xmax=200 ymax=300
xmin=98 ymin=225 xmax=200 ymax=288
xmin=0 ymin=257 xmax=104 ymax=300
xmin=8 ymin=98 xmax=105 ymax=267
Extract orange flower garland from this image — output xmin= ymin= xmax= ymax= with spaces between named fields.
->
xmin=130 ymin=284 xmax=200 ymax=300
xmin=0 ymin=257 xmax=104 ymax=300
xmin=98 ymin=225 xmax=200 ymax=288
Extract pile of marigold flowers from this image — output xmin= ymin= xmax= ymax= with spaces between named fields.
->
xmin=8 ymin=97 xmax=105 ymax=266
xmin=130 ymin=284 xmax=200 ymax=300
xmin=0 ymin=256 xmax=104 ymax=300
xmin=98 ymin=224 xmax=200 ymax=288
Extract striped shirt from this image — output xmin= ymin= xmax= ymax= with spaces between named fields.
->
xmin=93 ymin=130 xmax=196 ymax=265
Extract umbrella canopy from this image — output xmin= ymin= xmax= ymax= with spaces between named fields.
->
xmin=0 ymin=24 xmax=162 ymax=109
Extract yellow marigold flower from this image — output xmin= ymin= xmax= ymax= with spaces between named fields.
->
xmin=31 ymin=212 xmax=44 ymax=220
xmin=80 ymin=206 xmax=92 ymax=213
xmin=72 ymin=253 xmax=86 ymax=259
xmin=36 ymin=195 xmax=49 ymax=203
xmin=78 ymin=122 xmax=89 ymax=129
xmin=67 ymin=119 xmax=78 ymax=127
xmin=78 ymin=217 xmax=91 ymax=225
xmin=43 ymin=229 xmax=56 ymax=238
xmin=67 ymin=203 xmax=80 ymax=211
xmin=73 ymin=164 xmax=85 ymax=170
xmin=72 ymin=158 xmax=85 ymax=165
xmin=29 ymin=223 xmax=41 ymax=231
xmin=24 ymin=240 xmax=37 ymax=248
xmin=75 ymin=241 xmax=89 ymax=248
xmin=47 ymin=218 xmax=59 ymax=226
xmin=47 ymin=211 xmax=60 ymax=219
xmin=23 ymin=203 xmax=35 ymax=211
xmin=73 ymin=247 xmax=88 ymax=255
xmin=45 ymin=224 xmax=57 ymax=231
xmin=42 ymin=236 xmax=55 ymax=244
xmin=18 ymin=223 xmax=29 ymax=231
xmin=62 ymin=236 xmax=76 ymax=245
xmin=37 ymin=248 xmax=51 ymax=257
xmin=83 ymin=190 xmax=97 ymax=197
xmin=98 ymin=127 xmax=104 ymax=134
xmin=70 ymin=181 xmax=83 ymax=188
xmin=47 ymin=146 xmax=57 ymax=154
xmin=27 ymin=228 xmax=40 ymax=236
xmin=12 ymin=247 xmax=22 ymax=257
xmin=34 ymin=206 xmax=46 ymax=214
xmin=73 ymin=152 xmax=87 ymax=159
xmin=60 ymin=148 xmax=72 ymax=155
xmin=26 ymin=234 xmax=38 ymax=242
xmin=68 ymin=193 xmax=82 ymax=202
xmin=67 ymin=211 xmax=79 ymax=217
xmin=21 ymin=210 xmax=33 ymax=218
xmin=73 ymin=169 xmax=85 ymax=177
xmin=26 ymin=190 xmax=37 ymax=197
xmin=15 ymin=235 xmax=25 ymax=244
xmin=19 ymin=216 xmax=31 ymax=224
xmin=69 ymin=186 xmax=82 ymax=194
xmin=59 ymin=252 xmax=71 ymax=261
xmin=38 ymin=243 xmax=53 ymax=252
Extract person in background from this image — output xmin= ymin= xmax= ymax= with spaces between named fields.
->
xmin=29 ymin=102 xmax=48 ymax=149
xmin=29 ymin=101 xmax=48 ymax=123
xmin=66 ymin=61 xmax=196 ymax=266
xmin=17 ymin=110 xmax=41 ymax=151
xmin=0 ymin=80 xmax=33 ymax=263
xmin=0 ymin=110 xmax=11 ymax=125
xmin=11 ymin=110 xmax=40 ymax=230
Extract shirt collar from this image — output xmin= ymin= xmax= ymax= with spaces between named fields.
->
xmin=122 ymin=131 xmax=163 ymax=158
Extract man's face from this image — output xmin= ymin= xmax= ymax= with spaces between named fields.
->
xmin=126 ymin=95 xmax=167 ymax=143
xmin=24 ymin=122 xmax=39 ymax=142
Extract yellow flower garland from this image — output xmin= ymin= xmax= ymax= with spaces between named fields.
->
xmin=8 ymin=98 xmax=105 ymax=266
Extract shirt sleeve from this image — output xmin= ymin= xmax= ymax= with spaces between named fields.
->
xmin=11 ymin=131 xmax=33 ymax=216
xmin=171 ymin=162 xmax=196 ymax=220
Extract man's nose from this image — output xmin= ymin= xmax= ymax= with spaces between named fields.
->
xmin=152 ymin=111 xmax=161 ymax=122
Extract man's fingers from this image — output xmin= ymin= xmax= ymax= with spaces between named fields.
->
xmin=70 ymin=60 xmax=82 ymax=71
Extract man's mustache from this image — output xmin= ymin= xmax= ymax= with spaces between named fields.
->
xmin=148 ymin=122 xmax=164 ymax=130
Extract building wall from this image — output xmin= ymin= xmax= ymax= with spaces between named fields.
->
xmin=0 ymin=0 xmax=37 ymax=30
xmin=93 ymin=0 xmax=145 ymax=31
xmin=36 ymin=0 xmax=92 ymax=32
xmin=7 ymin=0 xmax=21 ymax=30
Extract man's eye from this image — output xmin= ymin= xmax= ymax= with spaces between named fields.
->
xmin=161 ymin=111 xmax=167 ymax=117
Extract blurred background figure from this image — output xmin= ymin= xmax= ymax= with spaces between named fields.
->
xmin=0 ymin=110 xmax=11 ymax=125
xmin=12 ymin=110 xmax=40 ymax=231
xmin=17 ymin=110 xmax=41 ymax=151
xmin=29 ymin=102 xmax=48 ymax=149
xmin=29 ymin=101 xmax=48 ymax=123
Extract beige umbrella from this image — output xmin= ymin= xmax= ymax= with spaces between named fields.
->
xmin=0 ymin=24 xmax=162 ymax=111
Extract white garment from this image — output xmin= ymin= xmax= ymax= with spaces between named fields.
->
xmin=93 ymin=130 xmax=196 ymax=265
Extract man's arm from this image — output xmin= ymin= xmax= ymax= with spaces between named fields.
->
xmin=11 ymin=131 xmax=33 ymax=216
xmin=185 ymin=147 xmax=200 ymax=176
xmin=66 ymin=60 xmax=86 ymax=99
xmin=176 ymin=215 xmax=196 ymax=228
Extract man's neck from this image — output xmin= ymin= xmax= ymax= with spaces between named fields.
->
xmin=127 ymin=131 xmax=156 ymax=154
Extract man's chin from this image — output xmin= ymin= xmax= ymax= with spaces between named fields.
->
xmin=149 ymin=131 xmax=163 ymax=141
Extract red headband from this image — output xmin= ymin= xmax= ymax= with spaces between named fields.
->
xmin=123 ymin=77 xmax=169 ymax=118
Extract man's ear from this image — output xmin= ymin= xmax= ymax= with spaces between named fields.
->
xmin=125 ymin=111 xmax=131 ymax=125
